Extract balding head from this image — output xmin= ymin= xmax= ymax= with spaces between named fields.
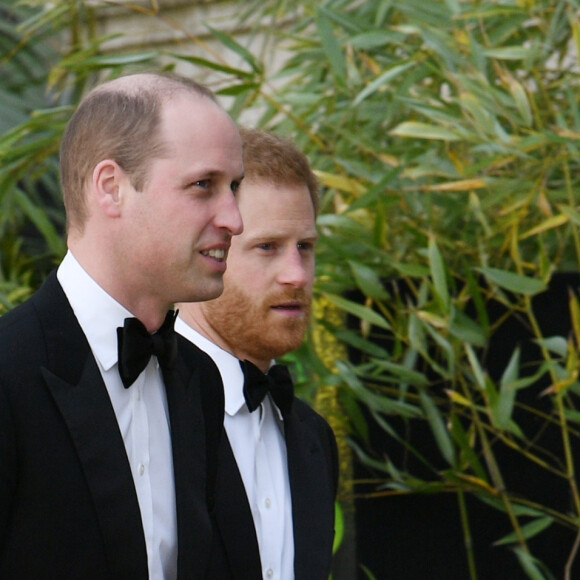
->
xmin=60 ymin=72 xmax=218 ymax=235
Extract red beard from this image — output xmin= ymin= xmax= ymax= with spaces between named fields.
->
xmin=201 ymin=284 xmax=311 ymax=362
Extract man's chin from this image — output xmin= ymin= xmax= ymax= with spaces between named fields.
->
xmin=267 ymin=334 xmax=306 ymax=358
xmin=186 ymin=279 xmax=225 ymax=303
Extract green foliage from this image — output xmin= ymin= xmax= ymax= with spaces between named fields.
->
xmin=3 ymin=0 xmax=580 ymax=577
xmin=245 ymin=0 xmax=580 ymax=577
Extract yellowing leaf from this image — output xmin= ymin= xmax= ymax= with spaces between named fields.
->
xmin=508 ymin=78 xmax=532 ymax=127
xmin=390 ymin=121 xmax=461 ymax=141
xmin=377 ymin=152 xmax=400 ymax=167
xmin=570 ymin=291 xmax=580 ymax=350
xmin=416 ymin=310 xmax=447 ymax=329
xmin=519 ymin=214 xmax=569 ymax=239
xmin=552 ymin=127 xmax=580 ymax=139
xmin=445 ymin=390 xmax=473 ymax=407
xmin=454 ymin=473 xmax=499 ymax=495
xmin=418 ymin=178 xmax=487 ymax=192
xmin=314 ymin=170 xmax=366 ymax=195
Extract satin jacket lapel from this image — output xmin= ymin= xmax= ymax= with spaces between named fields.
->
xmin=163 ymin=355 xmax=213 ymax=579
xmin=285 ymin=404 xmax=336 ymax=580
xmin=214 ymin=433 xmax=262 ymax=580
xmin=37 ymin=274 xmax=148 ymax=578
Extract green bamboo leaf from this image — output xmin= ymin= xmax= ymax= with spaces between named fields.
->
xmin=392 ymin=262 xmax=430 ymax=277
xmin=323 ymin=293 xmax=391 ymax=330
xmin=372 ymin=359 xmax=429 ymax=386
xmin=216 ymin=83 xmax=259 ymax=96
xmin=476 ymin=268 xmax=547 ymax=295
xmin=332 ymin=502 xmax=344 ymax=554
xmin=565 ymin=409 xmax=580 ymax=425
xmin=460 ymin=92 xmax=493 ymax=133
xmin=465 ymin=267 xmax=490 ymax=334
xmin=339 ymin=389 xmax=370 ymax=444
xmin=353 ymin=62 xmax=415 ymax=106
xmin=348 ymin=260 xmax=390 ymax=300
xmin=349 ymin=439 xmax=391 ymax=474
xmin=170 ymin=53 xmax=255 ymax=79
xmin=336 ymin=361 xmax=422 ymax=417
xmin=390 ymin=121 xmax=461 ymax=141
xmin=465 ymin=344 xmax=486 ymax=389
xmin=477 ymin=495 xmax=546 ymax=517
xmin=458 ymin=6 xmax=525 ymax=19
xmin=571 ymin=291 xmax=580 ymax=353
xmin=14 ymin=189 xmax=65 ymax=256
xmin=449 ymin=415 xmax=488 ymax=480
xmin=80 ymin=52 xmax=160 ymax=67
xmin=558 ymin=204 xmax=580 ymax=226
xmin=316 ymin=7 xmax=346 ymax=85
xmin=408 ymin=312 xmax=427 ymax=354
xmin=493 ymin=348 xmax=520 ymax=429
xmin=334 ymin=328 xmax=390 ymax=358
xmin=348 ymin=169 xmax=400 ymax=212
xmin=205 ymin=25 xmax=262 ymax=73
xmin=444 ymin=0 xmax=461 ymax=14
xmin=535 ymin=336 xmax=568 ymax=357
xmin=350 ymin=30 xmax=396 ymax=50
xmin=495 ymin=517 xmax=553 ymax=545
xmin=508 ymin=78 xmax=532 ymax=127
xmin=512 ymin=547 xmax=550 ymax=580
xmin=483 ymin=46 xmax=534 ymax=60
xmin=449 ymin=309 xmax=486 ymax=347
xmin=16 ymin=1 xmax=69 ymax=35
xmin=423 ymin=322 xmax=455 ymax=378
xmin=317 ymin=4 xmax=363 ymax=34
xmin=428 ymin=236 xmax=449 ymax=312
xmin=419 ymin=390 xmax=455 ymax=466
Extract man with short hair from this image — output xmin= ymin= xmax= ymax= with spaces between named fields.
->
xmin=177 ymin=128 xmax=338 ymax=580
xmin=0 ymin=72 xmax=244 ymax=579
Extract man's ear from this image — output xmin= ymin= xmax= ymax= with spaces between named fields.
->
xmin=92 ymin=159 xmax=125 ymax=218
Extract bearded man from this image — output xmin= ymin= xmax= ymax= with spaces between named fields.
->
xmin=176 ymin=128 xmax=338 ymax=580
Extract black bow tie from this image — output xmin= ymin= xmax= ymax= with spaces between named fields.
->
xmin=117 ymin=310 xmax=178 ymax=389
xmin=241 ymin=359 xmax=294 ymax=417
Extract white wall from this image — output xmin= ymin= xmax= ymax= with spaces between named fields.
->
xmin=94 ymin=0 xmax=296 ymax=123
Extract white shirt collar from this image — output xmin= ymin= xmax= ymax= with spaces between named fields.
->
xmin=57 ymin=250 xmax=133 ymax=372
xmin=175 ymin=317 xmax=247 ymax=416
xmin=175 ymin=317 xmax=285 ymax=420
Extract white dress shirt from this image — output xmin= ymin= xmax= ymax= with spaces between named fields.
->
xmin=176 ymin=318 xmax=295 ymax=580
xmin=57 ymin=251 xmax=178 ymax=580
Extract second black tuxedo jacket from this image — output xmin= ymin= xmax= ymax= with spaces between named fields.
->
xmin=208 ymin=396 xmax=339 ymax=580
xmin=0 ymin=272 xmax=223 ymax=579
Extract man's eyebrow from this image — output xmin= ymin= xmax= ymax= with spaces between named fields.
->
xmin=182 ymin=169 xmax=245 ymax=183
xmin=248 ymin=231 xmax=319 ymax=242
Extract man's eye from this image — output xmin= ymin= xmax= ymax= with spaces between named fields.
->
xmin=298 ymin=242 xmax=313 ymax=251
xmin=231 ymin=180 xmax=240 ymax=193
xmin=258 ymin=243 xmax=273 ymax=251
xmin=194 ymin=180 xmax=210 ymax=189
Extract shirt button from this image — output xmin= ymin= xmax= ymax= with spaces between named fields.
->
xmin=138 ymin=463 xmax=145 ymax=476
xmin=265 ymin=497 xmax=271 ymax=508
xmin=266 ymin=569 xmax=273 ymax=578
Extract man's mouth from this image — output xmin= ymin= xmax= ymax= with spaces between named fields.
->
xmin=272 ymin=302 xmax=303 ymax=311
xmin=201 ymin=248 xmax=227 ymax=261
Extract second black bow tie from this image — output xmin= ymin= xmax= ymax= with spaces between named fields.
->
xmin=241 ymin=359 xmax=294 ymax=417
xmin=117 ymin=309 xmax=178 ymax=389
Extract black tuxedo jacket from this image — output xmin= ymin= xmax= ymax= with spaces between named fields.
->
xmin=208 ymin=396 xmax=339 ymax=580
xmin=0 ymin=272 xmax=224 ymax=579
